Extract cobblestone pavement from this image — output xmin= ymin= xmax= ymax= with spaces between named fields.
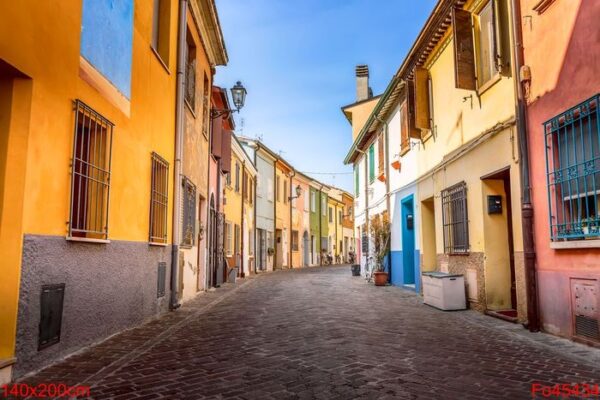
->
xmin=13 ymin=266 xmax=600 ymax=399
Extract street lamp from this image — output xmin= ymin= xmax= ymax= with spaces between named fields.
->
xmin=211 ymin=81 xmax=247 ymax=119
xmin=288 ymin=185 xmax=302 ymax=201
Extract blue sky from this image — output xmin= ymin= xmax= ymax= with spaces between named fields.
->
xmin=214 ymin=0 xmax=437 ymax=192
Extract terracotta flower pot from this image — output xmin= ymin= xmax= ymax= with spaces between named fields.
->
xmin=373 ymin=271 xmax=388 ymax=286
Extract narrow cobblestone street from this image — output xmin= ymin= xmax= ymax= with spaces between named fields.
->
xmin=15 ymin=266 xmax=600 ymax=399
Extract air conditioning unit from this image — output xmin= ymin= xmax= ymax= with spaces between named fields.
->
xmin=422 ymin=272 xmax=467 ymax=311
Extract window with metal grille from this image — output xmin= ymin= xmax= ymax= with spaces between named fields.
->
xmin=69 ymin=100 xmax=114 ymax=240
xmin=545 ymin=94 xmax=600 ymax=241
xmin=292 ymin=230 xmax=299 ymax=251
xmin=441 ymin=182 xmax=469 ymax=254
xmin=185 ymin=29 xmax=196 ymax=110
xmin=149 ymin=152 xmax=169 ymax=244
xmin=181 ymin=176 xmax=196 ymax=248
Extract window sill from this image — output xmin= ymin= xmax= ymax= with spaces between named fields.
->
xmin=447 ymin=252 xmax=470 ymax=256
xmin=66 ymin=236 xmax=110 ymax=244
xmin=400 ymin=146 xmax=410 ymax=157
xmin=150 ymin=46 xmax=170 ymax=74
xmin=550 ymin=239 xmax=600 ymax=249
xmin=185 ymin=99 xmax=197 ymax=118
xmin=149 ymin=242 xmax=169 ymax=247
xmin=477 ymin=74 xmax=501 ymax=96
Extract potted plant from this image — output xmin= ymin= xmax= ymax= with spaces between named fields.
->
xmin=370 ymin=213 xmax=391 ymax=286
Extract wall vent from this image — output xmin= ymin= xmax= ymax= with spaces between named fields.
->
xmin=157 ymin=262 xmax=166 ymax=298
xmin=571 ymin=279 xmax=599 ymax=342
xmin=39 ymin=284 xmax=65 ymax=350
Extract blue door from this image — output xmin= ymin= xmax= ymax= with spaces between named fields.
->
xmin=401 ymin=196 xmax=415 ymax=285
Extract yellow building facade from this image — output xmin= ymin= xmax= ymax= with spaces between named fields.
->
xmin=408 ymin=0 xmax=526 ymax=320
xmin=0 ymin=0 xmax=227 ymax=382
xmin=223 ymin=135 xmax=256 ymax=277
xmin=274 ymin=160 xmax=292 ymax=269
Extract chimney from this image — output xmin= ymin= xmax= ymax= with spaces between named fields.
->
xmin=355 ymin=64 xmax=370 ymax=102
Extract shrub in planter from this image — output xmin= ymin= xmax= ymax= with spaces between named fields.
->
xmin=370 ymin=213 xmax=391 ymax=286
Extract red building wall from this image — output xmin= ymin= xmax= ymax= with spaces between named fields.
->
xmin=522 ymin=0 xmax=600 ymax=341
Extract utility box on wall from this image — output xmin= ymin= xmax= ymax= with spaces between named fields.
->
xmin=487 ymin=195 xmax=502 ymax=214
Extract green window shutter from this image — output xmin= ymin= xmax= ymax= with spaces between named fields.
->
xmin=369 ymin=144 xmax=375 ymax=183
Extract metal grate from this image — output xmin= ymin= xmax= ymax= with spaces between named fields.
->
xmin=181 ymin=176 xmax=196 ymax=248
xmin=150 ymin=152 xmax=169 ymax=244
xmin=157 ymin=262 xmax=166 ymax=298
xmin=545 ymin=94 xmax=600 ymax=241
xmin=185 ymin=31 xmax=196 ymax=109
xmin=69 ymin=100 xmax=114 ymax=240
xmin=575 ymin=315 xmax=600 ymax=341
xmin=39 ymin=284 xmax=65 ymax=350
xmin=442 ymin=181 xmax=469 ymax=254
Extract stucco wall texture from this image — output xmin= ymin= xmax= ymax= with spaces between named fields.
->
xmin=15 ymin=235 xmax=171 ymax=379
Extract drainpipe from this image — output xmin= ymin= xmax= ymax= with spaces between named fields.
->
xmin=289 ymin=169 xmax=296 ymax=268
xmin=273 ymin=160 xmax=278 ymax=270
xmin=170 ymin=0 xmax=188 ymax=310
xmin=355 ymin=148 xmax=369 ymax=272
xmin=253 ymin=144 xmax=258 ymax=273
xmin=511 ymin=0 xmax=539 ymax=332
xmin=240 ymin=160 xmax=245 ymax=277
xmin=375 ymin=116 xmax=392 ymax=280
xmin=318 ymin=183 xmax=325 ymax=266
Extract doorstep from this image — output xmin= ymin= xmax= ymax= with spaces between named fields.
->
xmin=486 ymin=309 xmax=518 ymax=323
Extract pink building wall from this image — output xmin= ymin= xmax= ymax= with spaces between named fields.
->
xmin=522 ymin=0 xmax=600 ymax=340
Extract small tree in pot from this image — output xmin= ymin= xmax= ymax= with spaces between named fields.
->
xmin=370 ymin=213 xmax=391 ymax=286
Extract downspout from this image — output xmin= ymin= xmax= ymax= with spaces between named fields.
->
xmin=355 ymin=148 xmax=369 ymax=271
xmin=253 ymin=144 xmax=258 ymax=273
xmin=318 ymin=183 xmax=325 ymax=266
xmin=240 ymin=160 xmax=245 ymax=277
xmin=511 ymin=0 xmax=539 ymax=332
xmin=170 ymin=0 xmax=188 ymax=310
xmin=289 ymin=169 xmax=296 ymax=268
xmin=375 ymin=116 xmax=392 ymax=281
xmin=273 ymin=160 xmax=278 ymax=269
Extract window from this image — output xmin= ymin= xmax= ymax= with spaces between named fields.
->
xmin=151 ymin=0 xmax=171 ymax=64
xmin=400 ymin=99 xmax=410 ymax=154
xmin=475 ymin=1 xmax=497 ymax=87
xmin=338 ymin=210 xmax=342 ymax=224
xmin=368 ymin=143 xmax=375 ymax=183
xmin=234 ymin=224 xmax=241 ymax=255
xmin=378 ymin=135 xmax=385 ymax=176
xmin=441 ymin=182 xmax=469 ymax=254
xmin=181 ymin=176 xmax=196 ymax=247
xmin=202 ymin=73 xmax=209 ymax=137
xmin=311 ymin=191 xmax=316 ymax=212
xmin=184 ymin=30 xmax=196 ymax=109
xmin=225 ymin=222 xmax=232 ymax=256
xmin=235 ymin=162 xmax=240 ymax=192
xmin=283 ymin=180 xmax=288 ymax=204
xmin=267 ymin=177 xmax=273 ymax=201
xmin=69 ymin=100 xmax=114 ymax=240
xmin=276 ymin=176 xmax=281 ymax=202
xmin=226 ymin=172 xmax=231 ymax=187
xmin=292 ymin=230 xmax=299 ymax=251
xmin=545 ymin=94 xmax=600 ymax=241
xmin=354 ymin=166 xmax=360 ymax=196
xmin=150 ymin=152 xmax=169 ymax=244
xmin=322 ymin=196 xmax=327 ymax=216
xmin=452 ymin=2 xmax=510 ymax=91
xmin=329 ymin=207 xmax=333 ymax=223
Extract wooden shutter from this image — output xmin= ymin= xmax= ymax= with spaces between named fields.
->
xmin=400 ymin=99 xmax=409 ymax=154
xmin=452 ymin=7 xmax=477 ymax=90
xmin=378 ymin=134 xmax=384 ymax=175
xmin=407 ymin=80 xmax=420 ymax=139
xmin=493 ymin=0 xmax=511 ymax=77
xmin=415 ymin=68 xmax=431 ymax=130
